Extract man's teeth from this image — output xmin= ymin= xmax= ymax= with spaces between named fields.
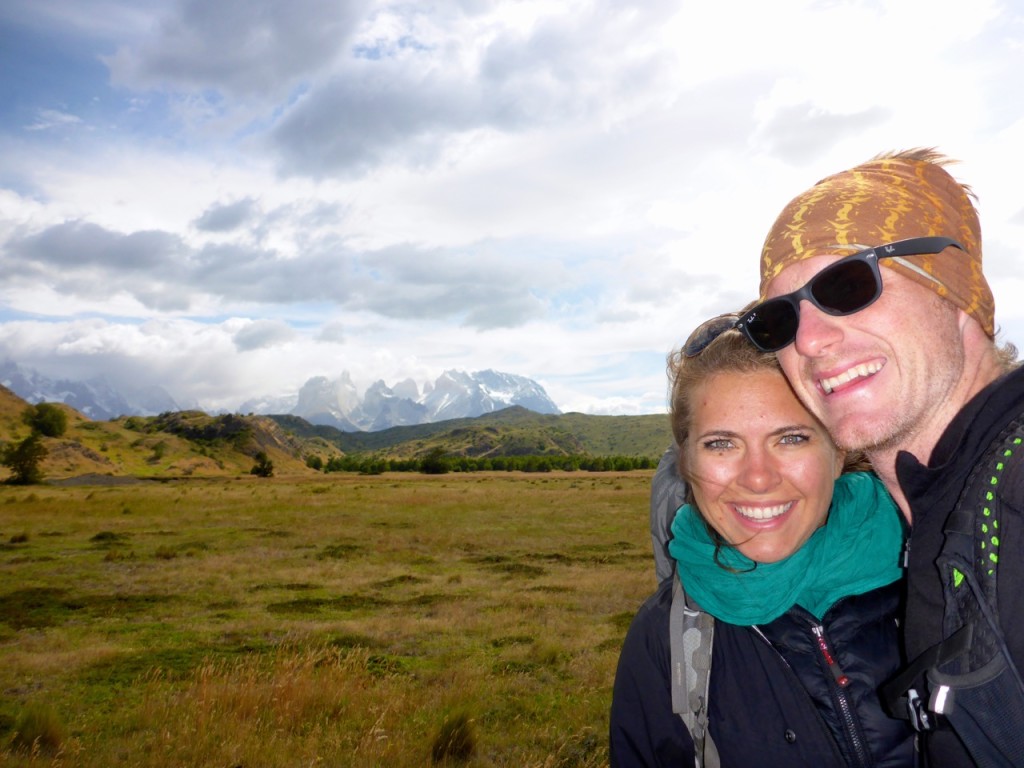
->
xmin=820 ymin=362 xmax=882 ymax=395
xmin=735 ymin=502 xmax=792 ymax=521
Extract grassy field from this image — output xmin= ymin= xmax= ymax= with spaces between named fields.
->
xmin=0 ymin=471 xmax=657 ymax=767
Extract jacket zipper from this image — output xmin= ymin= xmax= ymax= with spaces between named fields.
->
xmin=812 ymin=624 xmax=871 ymax=767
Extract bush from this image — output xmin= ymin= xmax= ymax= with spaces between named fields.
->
xmin=431 ymin=711 xmax=476 ymax=764
xmin=1 ymin=435 xmax=48 ymax=485
xmin=250 ymin=452 xmax=274 ymax=478
xmin=420 ymin=447 xmax=450 ymax=475
xmin=9 ymin=701 xmax=64 ymax=755
xmin=22 ymin=402 xmax=68 ymax=438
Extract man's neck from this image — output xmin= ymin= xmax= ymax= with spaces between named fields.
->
xmin=869 ymin=450 xmax=910 ymax=519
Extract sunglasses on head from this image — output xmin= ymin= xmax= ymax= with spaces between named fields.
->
xmin=733 ymin=235 xmax=964 ymax=353
xmin=683 ymin=312 xmax=743 ymax=357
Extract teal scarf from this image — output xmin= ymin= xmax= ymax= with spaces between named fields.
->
xmin=668 ymin=472 xmax=903 ymax=625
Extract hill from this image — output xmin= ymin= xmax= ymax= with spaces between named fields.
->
xmin=0 ymin=386 xmax=671 ymax=482
xmin=0 ymin=385 xmax=341 ymax=482
xmin=269 ymin=405 xmax=672 ymax=459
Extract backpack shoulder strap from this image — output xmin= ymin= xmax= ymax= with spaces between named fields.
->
xmin=652 ymin=444 xmax=687 ymax=583
xmin=670 ymin=566 xmax=718 ymax=768
xmin=882 ymin=416 xmax=1024 ymax=759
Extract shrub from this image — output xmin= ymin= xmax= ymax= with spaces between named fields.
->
xmin=1 ymin=434 xmax=48 ymax=485
xmin=150 ymin=441 xmax=168 ymax=463
xmin=420 ymin=447 xmax=450 ymax=475
xmin=22 ymin=402 xmax=68 ymax=438
xmin=250 ymin=452 xmax=274 ymax=478
xmin=430 ymin=711 xmax=476 ymax=764
xmin=9 ymin=701 xmax=64 ymax=755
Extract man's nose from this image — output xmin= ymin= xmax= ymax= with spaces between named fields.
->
xmin=793 ymin=299 xmax=844 ymax=357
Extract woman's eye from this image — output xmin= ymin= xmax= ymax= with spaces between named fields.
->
xmin=779 ymin=433 xmax=809 ymax=445
xmin=703 ymin=439 xmax=733 ymax=451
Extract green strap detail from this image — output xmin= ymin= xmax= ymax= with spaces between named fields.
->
xmin=982 ymin=444 xmax=1013 ymax=576
xmin=955 ymin=440 xmax=1016 ymax=584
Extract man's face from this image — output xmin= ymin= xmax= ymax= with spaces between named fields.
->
xmin=765 ymin=255 xmax=966 ymax=455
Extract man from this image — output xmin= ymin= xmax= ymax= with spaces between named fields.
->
xmin=748 ymin=148 xmax=1024 ymax=765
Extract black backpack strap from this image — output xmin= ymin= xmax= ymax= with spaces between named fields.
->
xmin=670 ymin=567 xmax=718 ymax=768
xmin=883 ymin=417 xmax=1024 ymax=765
xmin=881 ymin=623 xmax=972 ymax=731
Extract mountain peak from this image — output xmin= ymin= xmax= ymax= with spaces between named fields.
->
xmin=1 ymin=362 xmax=561 ymax=434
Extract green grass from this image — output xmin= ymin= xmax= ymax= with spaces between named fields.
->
xmin=0 ymin=471 xmax=657 ymax=767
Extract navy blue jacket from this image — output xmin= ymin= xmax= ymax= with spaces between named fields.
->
xmin=610 ymin=577 xmax=915 ymax=767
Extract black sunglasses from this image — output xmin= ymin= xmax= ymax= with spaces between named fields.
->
xmin=683 ymin=312 xmax=743 ymax=357
xmin=733 ymin=236 xmax=964 ymax=353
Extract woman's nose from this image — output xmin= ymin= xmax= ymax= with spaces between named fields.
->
xmin=737 ymin=449 xmax=781 ymax=492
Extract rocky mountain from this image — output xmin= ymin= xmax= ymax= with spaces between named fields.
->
xmin=0 ymin=360 xmax=182 ymax=420
xmin=243 ymin=368 xmax=561 ymax=431
xmin=2 ymin=360 xmax=561 ymax=432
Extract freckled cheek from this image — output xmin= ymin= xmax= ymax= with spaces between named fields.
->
xmin=689 ymin=469 xmax=738 ymax=532
xmin=689 ymin=464 xmax=736 ymax=501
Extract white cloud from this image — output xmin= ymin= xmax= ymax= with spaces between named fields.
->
xmin=0 ymin=0 xmax=1022 ymax=417
xmin=25 ymin=108 xmax=83 ymax=132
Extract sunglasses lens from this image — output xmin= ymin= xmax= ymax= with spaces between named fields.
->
xmin=810 ymin=259 xmax=879 ymax=314
xmin=684 ymin=314 xmax=739 ymax=357
xmin=744 ymin=300 xmax=798 ymax=352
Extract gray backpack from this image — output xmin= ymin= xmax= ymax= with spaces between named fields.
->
xmin=651 ymin=445 xmax=719 ymax=767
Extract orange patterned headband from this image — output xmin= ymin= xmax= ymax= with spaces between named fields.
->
xmin=759 ymin=149 xmax=994 ymax=337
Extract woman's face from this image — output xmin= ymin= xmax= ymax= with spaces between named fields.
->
xmin=684 ymin=367 xmax=843 ymax=563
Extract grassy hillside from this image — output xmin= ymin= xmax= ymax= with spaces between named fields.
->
xmin=270 ymin=406 xmax=672 ymax=459
xmin=0 ymin=386 xmax=339 ymax=482
xmin=1 ymin=386 xmax=671 ymax=482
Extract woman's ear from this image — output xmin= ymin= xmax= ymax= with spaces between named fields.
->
xmin=834 ymin=449 xmax=846 ymax=479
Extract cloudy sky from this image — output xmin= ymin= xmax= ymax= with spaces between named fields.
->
xmin=1 ymin=0 xmax=1023 ymax=416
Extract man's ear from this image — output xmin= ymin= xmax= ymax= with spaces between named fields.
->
xmin=958 ymin=307 xmax=971 ymax=334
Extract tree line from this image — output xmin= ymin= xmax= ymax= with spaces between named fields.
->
xmin=307 ymin=447 xmax=658 ymax=475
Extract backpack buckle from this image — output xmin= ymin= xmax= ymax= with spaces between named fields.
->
xmin=906 ymin=688 xmax=934 ymax=732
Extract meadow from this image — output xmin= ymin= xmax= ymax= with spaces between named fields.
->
xmin=0 ymin=471 xmax=657 ymax=767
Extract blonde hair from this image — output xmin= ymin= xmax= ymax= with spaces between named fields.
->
xmin=669 ymin=330 xmax=779 ymax=450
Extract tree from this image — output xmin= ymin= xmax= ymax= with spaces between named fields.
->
xmin=2 ymin=435 xmax=48 ymax=485
xmin=420 ymin=447 xmax=450 ymax=475
xmin=23 ymin=403 xmax=68 ymax=438
xmin=250 ymin=452 xmax=274 ymax=477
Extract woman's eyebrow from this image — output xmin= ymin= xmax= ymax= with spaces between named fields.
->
xmin=768 ymin=423 xmax=816 ymax=437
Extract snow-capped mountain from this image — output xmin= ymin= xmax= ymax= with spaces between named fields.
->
xmin=0 ymin=360 xmax=183 ymax=420
xmin=1 ymin=360 xmax=561 ymax=431
xmin=421 ymin=369 xmax=558 ymax=422
xmin=287 ymin=373 xmax=362 ymax=431
xmin=247 ymin=368 xmax=561 ymax=430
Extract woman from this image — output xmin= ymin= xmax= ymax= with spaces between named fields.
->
xmin=609 ymin=314 xmax=914 ymax=767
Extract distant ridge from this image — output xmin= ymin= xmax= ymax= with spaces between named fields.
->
xmin=2 ymin=361 xmax=565 ymax=432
